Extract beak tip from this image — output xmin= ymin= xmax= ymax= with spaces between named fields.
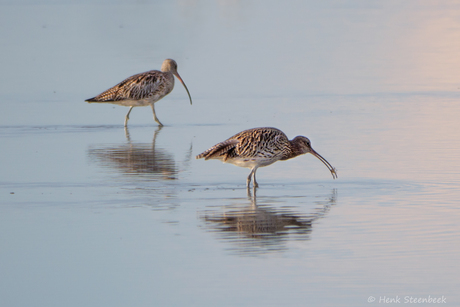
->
xmin=332 ymin=168 xmax=338 ymax=179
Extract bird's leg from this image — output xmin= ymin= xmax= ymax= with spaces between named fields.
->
xmin=246 ymin=168 xmax=254 ymax=188
xmin=252 ymin=168 xmax=259 ymax=188
xmin=151 ymin=103 xmax=164 ymax=126
xmin=124 ymin=106 xmax=134 ymax=127
xmin=124 ymin=126 xmax=131 ymax=141
xmin=247 ymin=167 xmax=259 ymax=188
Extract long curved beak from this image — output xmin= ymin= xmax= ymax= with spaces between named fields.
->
xmin=310 ymin=148 xmax=338 ymax=179
xmin=174 ymin=72 xmax=193 ymax=105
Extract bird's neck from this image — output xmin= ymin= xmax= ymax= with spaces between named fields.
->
xmin=280 ymin=140 xmax=302 ymax=160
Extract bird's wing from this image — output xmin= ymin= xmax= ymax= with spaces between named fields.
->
xmin=87 ymin=71 xmax=164 ymax=102
xmin=234 ymin=128 xmax=288 ymax=159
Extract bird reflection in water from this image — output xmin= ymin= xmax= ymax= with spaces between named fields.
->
xmin=201 ymin=189 xmax=337 ymax=256
xmin=88 ymin=127 xmax=192 ymax=181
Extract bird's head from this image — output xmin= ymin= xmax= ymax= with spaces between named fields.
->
xmin=161 ymin=59 xmax=178 ymax=73
xmin=292 ymin=136 xmax=313 ymax=155
xmin=161 ymin=59 xmax=192 ymax=105
xmin=292 ymin=135 xmax=338 ymax=179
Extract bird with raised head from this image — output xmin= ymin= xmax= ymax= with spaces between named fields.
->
xmin=86 ymin=59 xmax=192 ymax=127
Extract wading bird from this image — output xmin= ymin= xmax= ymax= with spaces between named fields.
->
xmin=86 ymin=59 xmax=192 ymax=127
xmin=196 ymin=127 xmax=337 ymax=188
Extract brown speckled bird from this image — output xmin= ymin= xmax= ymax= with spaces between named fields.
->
xmin=86 ymin=59 xmax=192 ymax=127
xmin=196 ymin=127 xmax=337 ymax=188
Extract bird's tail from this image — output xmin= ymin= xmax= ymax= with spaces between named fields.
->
xmin=196 ymin=139 xmax=238 ymax=161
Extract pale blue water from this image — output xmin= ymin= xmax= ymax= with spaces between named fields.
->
xmin=1 ymin=1 xmax=459 ymax=306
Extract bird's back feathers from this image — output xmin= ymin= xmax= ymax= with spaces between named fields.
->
xmin=86 ymin=70 xmax=172 ymax=102
xmin=196 ymin=127 xmax=292 ymax=162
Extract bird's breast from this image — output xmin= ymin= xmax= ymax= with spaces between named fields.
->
xmin=225 ymin=156 xmax=280 ymax=169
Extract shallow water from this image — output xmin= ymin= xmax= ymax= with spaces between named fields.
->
xmin=1 ymin=1 xmax=460 ymax=306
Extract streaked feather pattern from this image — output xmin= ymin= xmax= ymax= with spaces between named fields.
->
xmin=85 ymin=59 xmax=192 ymax=127
xmin=86 ymin=70 xmax=173 ymax=102
xmin=197 ymin=127 xmax=291 ymax=162
xmin=196 ymin=127 xmax=337 ymax=187
xmin=197 ymin=139 xmax=239 ymax=162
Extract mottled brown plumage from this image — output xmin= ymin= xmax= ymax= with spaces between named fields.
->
xmin=196 ymin=127 xmax=337 ymax=188
xmin=86 ymin=59 xmax=192 ymax=127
